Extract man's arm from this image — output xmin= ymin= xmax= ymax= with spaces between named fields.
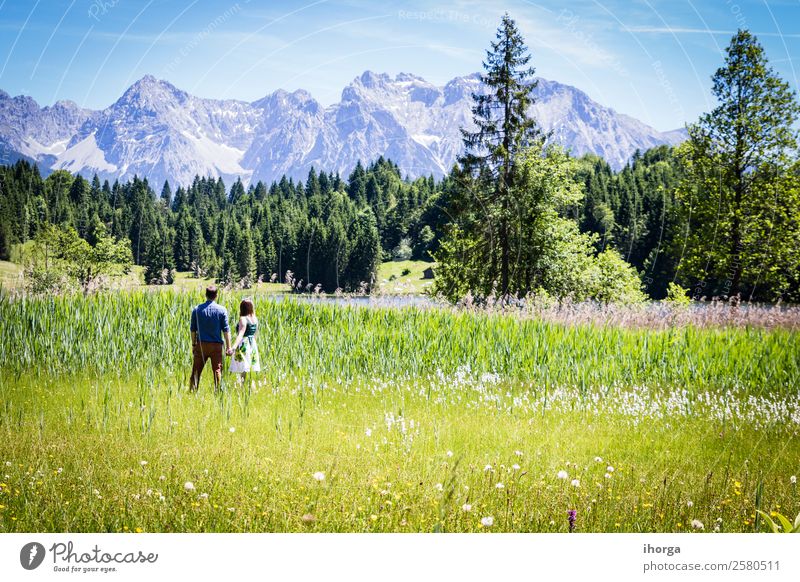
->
xmin=221 ymin=310 xmax=232 ymax=355
xmin=191 ymin=331 xmax=198 ymax=347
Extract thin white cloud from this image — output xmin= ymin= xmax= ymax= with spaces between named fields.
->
xmin=628 ymin=25 xmax=800 ymax=38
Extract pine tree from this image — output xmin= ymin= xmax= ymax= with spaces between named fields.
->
xmin=456 ymin=13 xmax=543 ymax=296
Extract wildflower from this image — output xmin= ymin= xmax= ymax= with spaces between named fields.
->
xmin=594 ymin=457 xmax=603 ymax=463
xmin=4 ymin=462 xmax=10 ymax=467
xmin=484 ymin=464 xmax=493 ymax=472
xmin=435 ymin=483 xmax=443 ymax=491
xmin=133 ymin=494 xmax=140 ymax=500
xmin=199 ymin=493 xmax=209 ymax=500
xmin=146 ymin=489 xmax=153 ymax=496
xmin=512 ymin=464 xmax=520 ymax=471
xmin=184 ymin=481 xmax=195 ymax=492
xmin=446 ymin=451 xmax=453 ymax=457
xmin=571 ymin=479 xmax=580 ymax=488
xmin=557 ymin=470 xmax=568 ymax=480
xmin=481 ymin=516 xmax=494 ymax=527
xmin=495 ymin=482 xmax=505 ymax=489
xmin=365 ymin=428 xmax=372 ymax=437
xmin=606 ymin=466 xmax=614 ymax=473
xmin=691 ymin=519 xmax=704 ymax=530
xmin=568 ymin=509 xmax=577 ymax=532
xmin=57 ymin=467 xmax=63 ymax=474
xmin=462 ymin=504 xmax=472 ymax=512
xmin=140 ymin=460 xmax=148 ymax=467
xmin=687 ymin=500 xmax=694 ymax=508
xmin=227 ymin=507 xmax=235 ymax=512
xmin=159 ymin=475 xmax=166 ymax=482
xmin=604 ymin=473 xmax=612 ymax=479
xmin=229 ymin=427 xmax=235 ymax=433
xmin=791 ymin=476 xmax=797 ymax=484
xmin=158 ymin=495 xmax=165 ymax=502
xmin=312 ymin=471 xmax=325 ymax=482
xmin=514 ymin=450 xmax=523 ymax=457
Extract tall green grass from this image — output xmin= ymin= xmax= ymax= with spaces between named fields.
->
xmin=2 ymin=289 xmax=798 ymax=394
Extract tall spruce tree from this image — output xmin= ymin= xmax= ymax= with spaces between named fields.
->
xmin=456 ymin=13 xmax=543 ymax=296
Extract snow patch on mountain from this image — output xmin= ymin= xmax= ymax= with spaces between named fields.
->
xmin=55 ymin=132 xmax=117 ymax=174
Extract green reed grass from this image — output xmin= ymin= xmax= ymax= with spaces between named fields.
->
xmin=1 ymin=289 xmax=798 ymax=394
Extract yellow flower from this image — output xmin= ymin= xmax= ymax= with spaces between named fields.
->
xmin=135 ymin=527 xmax=143 ymax=533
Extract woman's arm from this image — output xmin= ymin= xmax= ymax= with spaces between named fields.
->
xmin=232 ymin=316 xmax=247 ymax=349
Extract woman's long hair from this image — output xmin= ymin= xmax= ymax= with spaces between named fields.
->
xmin=239 ymin=298 xmax=255 ymax=317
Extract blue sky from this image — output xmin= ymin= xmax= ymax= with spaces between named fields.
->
xmin=0 ymin=0 xmax=798 ymax=131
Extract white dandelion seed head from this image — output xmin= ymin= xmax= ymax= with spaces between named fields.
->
xmin=791 ymin=475 xmax=797 ymax=484
xmin=159 ymin=475 xmax=166 ymax=481
xmin=184 ymin=481 xmax=195 ymax=491
xmin=229 ymin=427 xmax=235 ymax=433
xmin=571 ymin=479 xmax=581 ymax=488
xmin=200 ymin=492 xmax=209 ymax=500
xmin=495 ymin=482 xmax=505 ymax=489
xmin=140 ymin=460 xmax=148 ymax=467
xmin=312 ymin=471 xmax=326 ymax=482
xmin=4 ymin=461 xmax=10 ymax=467
xmin=606 ymin=466 xmax=614 ymax=473
xmin=462 ymin=503 xmax=472 ymax=512
xmin=594 ymin=457 xmax=603 ymax=463
xmin=691 ymin=519 xmax=704 ymax=530
xmin=57 ymin=467 xmax=63 ymax=474
xmin=687 ymin=500 xmax=694 ymax=508
xmin=146 ymin=489 xmax=153 ymax=496
xmin=158 ymin=495 xmax=165 ymax=502
xmin=604 ymin=473 xmax=612 ymax=479
xmin=514 ymin=450 xmax=523 ymax=457
xmin=365 ymin=428 xmax=372 ymax=437
xmin=557 ymin=470 xmax=569 ymax=480
xmin=435 ymin=483 xmax=443 ymax=491
xmin=481 ymin=516 xmax=494 ymax=527
xmin=484 ymin=464 xmax=493 ymax=472
xmin=512 ymin=464 xmax=520 ymax=470
xmin=446 ymin=450 xmax=453 ymax=457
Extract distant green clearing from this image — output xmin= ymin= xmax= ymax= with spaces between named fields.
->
xmin=0 ymin=259 xmax=433 ymax=296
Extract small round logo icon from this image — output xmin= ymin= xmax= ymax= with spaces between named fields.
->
xmin=20 ymin=542 xmax=46 ymax=570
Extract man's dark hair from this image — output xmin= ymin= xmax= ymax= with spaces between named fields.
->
xmin=205 ymin=285 xmax=218 ymax=300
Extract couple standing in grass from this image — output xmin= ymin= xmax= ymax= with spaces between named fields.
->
xmin=189 ymin=285 xmax=261 ymax=392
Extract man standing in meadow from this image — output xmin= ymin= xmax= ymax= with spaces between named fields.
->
xmin=190 ymin=285 xmax=233 ymax=392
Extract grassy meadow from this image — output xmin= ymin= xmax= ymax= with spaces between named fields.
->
xmin=1 ymin=289 xmax=798 ymax=533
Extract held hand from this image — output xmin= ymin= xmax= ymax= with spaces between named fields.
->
xmin=226 ymin=347 xmax=234 ymax=357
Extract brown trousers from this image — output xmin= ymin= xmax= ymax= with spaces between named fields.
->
xmin=190 ymin=342 xmax=224 ymax=391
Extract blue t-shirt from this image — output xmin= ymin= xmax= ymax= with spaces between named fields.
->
xmin=190 ymin=300 xmax=230 ymax=343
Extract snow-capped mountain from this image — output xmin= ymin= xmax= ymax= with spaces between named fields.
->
xmin=0 ymin=72 xmax=686 ymax=187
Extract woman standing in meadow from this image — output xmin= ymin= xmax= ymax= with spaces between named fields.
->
xmin=229 ymin=298 xmax=261 ymax=383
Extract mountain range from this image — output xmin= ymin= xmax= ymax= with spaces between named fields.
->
xmin=0 ymin=72 xmax=686 ymax=188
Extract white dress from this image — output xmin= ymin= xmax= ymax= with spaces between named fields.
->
xmin=229 ymin=317 xmax=261 ymax=373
